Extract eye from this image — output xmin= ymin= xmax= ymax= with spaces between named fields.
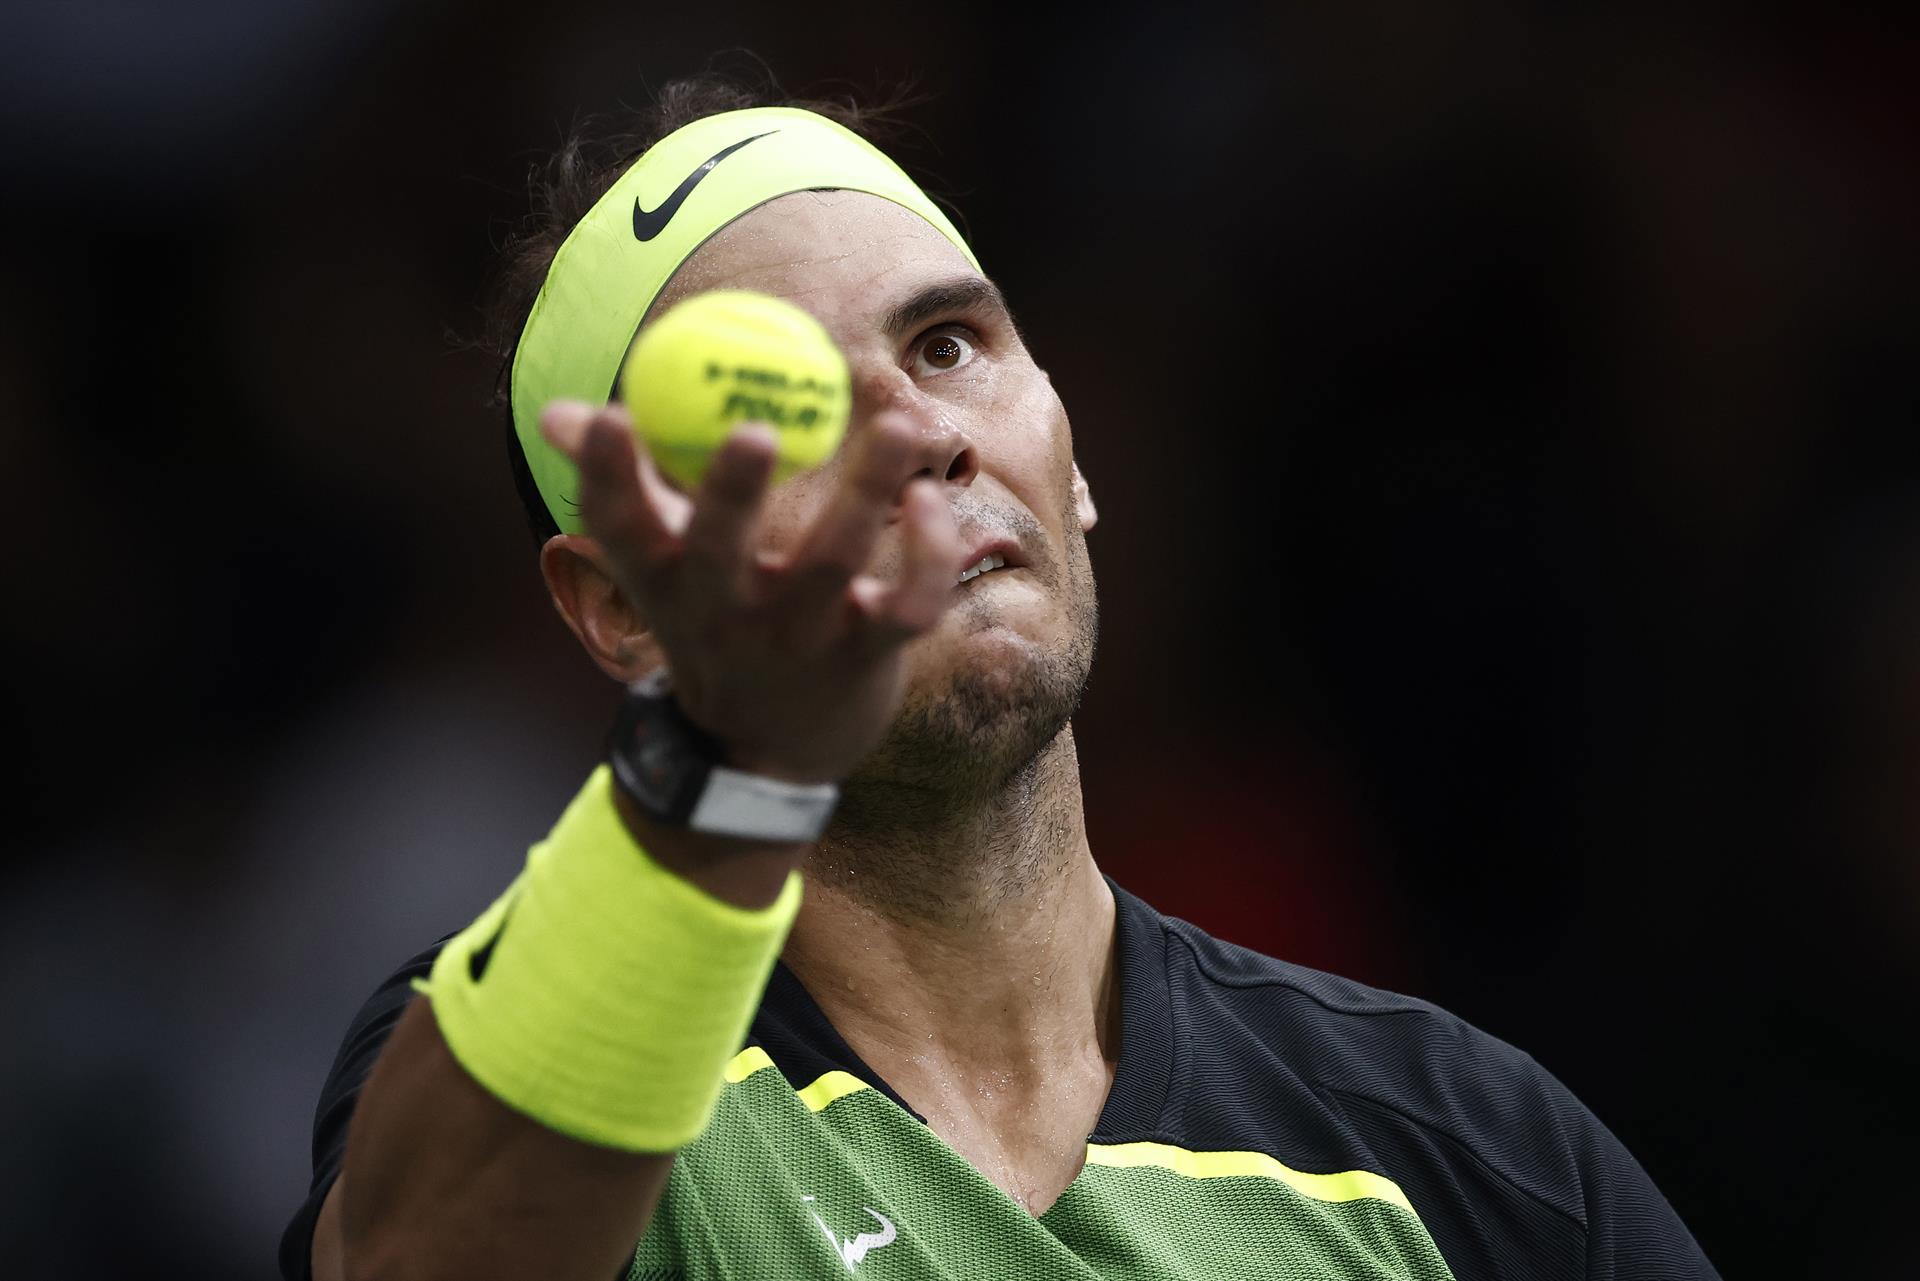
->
xmin=910 ymin=329 xmax=978 ymax=378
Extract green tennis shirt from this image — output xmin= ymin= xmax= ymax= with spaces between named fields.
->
xmin=282 ymin=881 xmax=1718 ymax=1279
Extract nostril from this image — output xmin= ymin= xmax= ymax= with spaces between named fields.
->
xmin=945 ymin=446 xmax=978 ymax=484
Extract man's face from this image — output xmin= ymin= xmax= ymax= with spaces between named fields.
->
xmin=649 ymin=190 xmax=1099 ymax=795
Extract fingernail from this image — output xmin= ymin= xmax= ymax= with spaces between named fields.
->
xmin=729 ymin=422 xmax=778 ymax=449
xmin=538 ymin=400 xmax=591 ymax=442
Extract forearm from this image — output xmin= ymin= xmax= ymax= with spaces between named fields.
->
xmin=324 ymin=998 xmax=670 ymax=1281
xmin=315 ymin=781 xmax=809 ymax=1281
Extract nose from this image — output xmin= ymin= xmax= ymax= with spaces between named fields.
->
xmin=902 ymin=414 xmax=978 ymax=490
xmin=854 ymin=368 xmax=979 ymax=497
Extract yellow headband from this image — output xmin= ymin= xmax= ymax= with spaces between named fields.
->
xmin=510 ymin=106 xmax=981 ymax=533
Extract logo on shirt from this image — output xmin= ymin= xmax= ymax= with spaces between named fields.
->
xmin=802 ymin=1195 xmax=897 ymax=1271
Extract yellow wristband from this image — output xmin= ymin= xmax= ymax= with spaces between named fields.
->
xmin=421 ymin=764 xmax=801 ymax=1151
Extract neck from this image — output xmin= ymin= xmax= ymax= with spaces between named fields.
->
xmin=784 ymin=723 xmax=1119 ymax=1079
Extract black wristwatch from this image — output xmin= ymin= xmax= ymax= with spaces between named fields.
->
xmin=606 ymin=668 xmax=839 ymax=842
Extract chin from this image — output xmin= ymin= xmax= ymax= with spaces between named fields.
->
xmin=870 ymin=609 xmax=1096 ymax=800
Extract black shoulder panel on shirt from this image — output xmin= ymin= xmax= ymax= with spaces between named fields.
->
xmin=1157 ymin=905 xmax=1587 ymax=1218
xmin=1104 ymin=882 xmax=1718 ymax=1280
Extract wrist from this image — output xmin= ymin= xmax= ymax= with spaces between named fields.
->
xmin=607 ymin=781 xmax=804 ymax=911
xmin=606 ymin=669 xmax=840 ymax=844
xmin=423 ymin=765 xmax=803 ymax=1153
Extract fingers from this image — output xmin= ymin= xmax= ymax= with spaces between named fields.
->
xmin=540 ymin=401 xmax=681 ymax=595
xmin=680 ymin=425 xmax=778 ymax=605
xmin=786 ymin=414 xmax=922 ymax=596
xmin=546 ymin=403 xmax=783 ymax=620
xmin=851 ymin=476 xmax=962 ymax=648
xmin=544 ymin=400 xmax=956 ymax=665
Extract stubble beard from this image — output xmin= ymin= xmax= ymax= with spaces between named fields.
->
xmin=809 ymin=516 xmax=1100 ymax=922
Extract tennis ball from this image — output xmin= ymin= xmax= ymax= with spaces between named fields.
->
xmin=617 ymin=289 xmax=851 ymax=491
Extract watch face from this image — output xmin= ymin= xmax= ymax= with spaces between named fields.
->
xmin=621 ymin=717 xmax=692 ymax=810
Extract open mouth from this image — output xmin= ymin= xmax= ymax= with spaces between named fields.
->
xmin=956 ymin=552 xmax=1008 ymax=585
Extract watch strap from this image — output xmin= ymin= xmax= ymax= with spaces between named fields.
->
xmin=608 ymin=669 xmax=838 ymax=843
xmin=690 ymin=766 xmax=839 ymax=843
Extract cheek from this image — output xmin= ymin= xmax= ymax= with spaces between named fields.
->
xmin=977 ymin=362 xmax=1075 ymax=492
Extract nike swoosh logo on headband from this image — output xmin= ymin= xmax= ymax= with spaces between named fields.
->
xmin=632 ymin=130 xmax=780 ymax=242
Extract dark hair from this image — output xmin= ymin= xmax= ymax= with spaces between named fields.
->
xmin=481 ymin=67 xmax=935 ymax=547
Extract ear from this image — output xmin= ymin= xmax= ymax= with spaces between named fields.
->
xmin=539 ymin=535 xmax=663 ymax=682
xmin=1071 ymin=460 xmax=1098 ymax=532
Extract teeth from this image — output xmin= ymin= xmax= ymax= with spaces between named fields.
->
xmin=956 ymin=553 xmax=1007 ymax=585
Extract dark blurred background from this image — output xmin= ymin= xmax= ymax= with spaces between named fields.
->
xmin=3 ymin=2 xmax=1915 ymax=1276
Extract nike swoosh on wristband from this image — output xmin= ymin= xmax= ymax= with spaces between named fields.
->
xmin=468 ymin=896 xmax=519 ymax=981
xmin=632 ymin=130 xmax=780 ymax=241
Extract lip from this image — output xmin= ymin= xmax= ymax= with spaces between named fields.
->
xmin=956 ymin=537 xmax=1023 ymax=579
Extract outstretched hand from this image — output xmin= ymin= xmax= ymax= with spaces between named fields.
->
xmin=540 ymin=401 xmax=964 ymax=786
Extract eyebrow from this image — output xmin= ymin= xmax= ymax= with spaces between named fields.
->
xmin=882 ymin=276 xmax=1013 ymax=340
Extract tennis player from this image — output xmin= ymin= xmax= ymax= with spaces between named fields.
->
xmin=282 ymin=77 xmax=1719 ymax=1280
